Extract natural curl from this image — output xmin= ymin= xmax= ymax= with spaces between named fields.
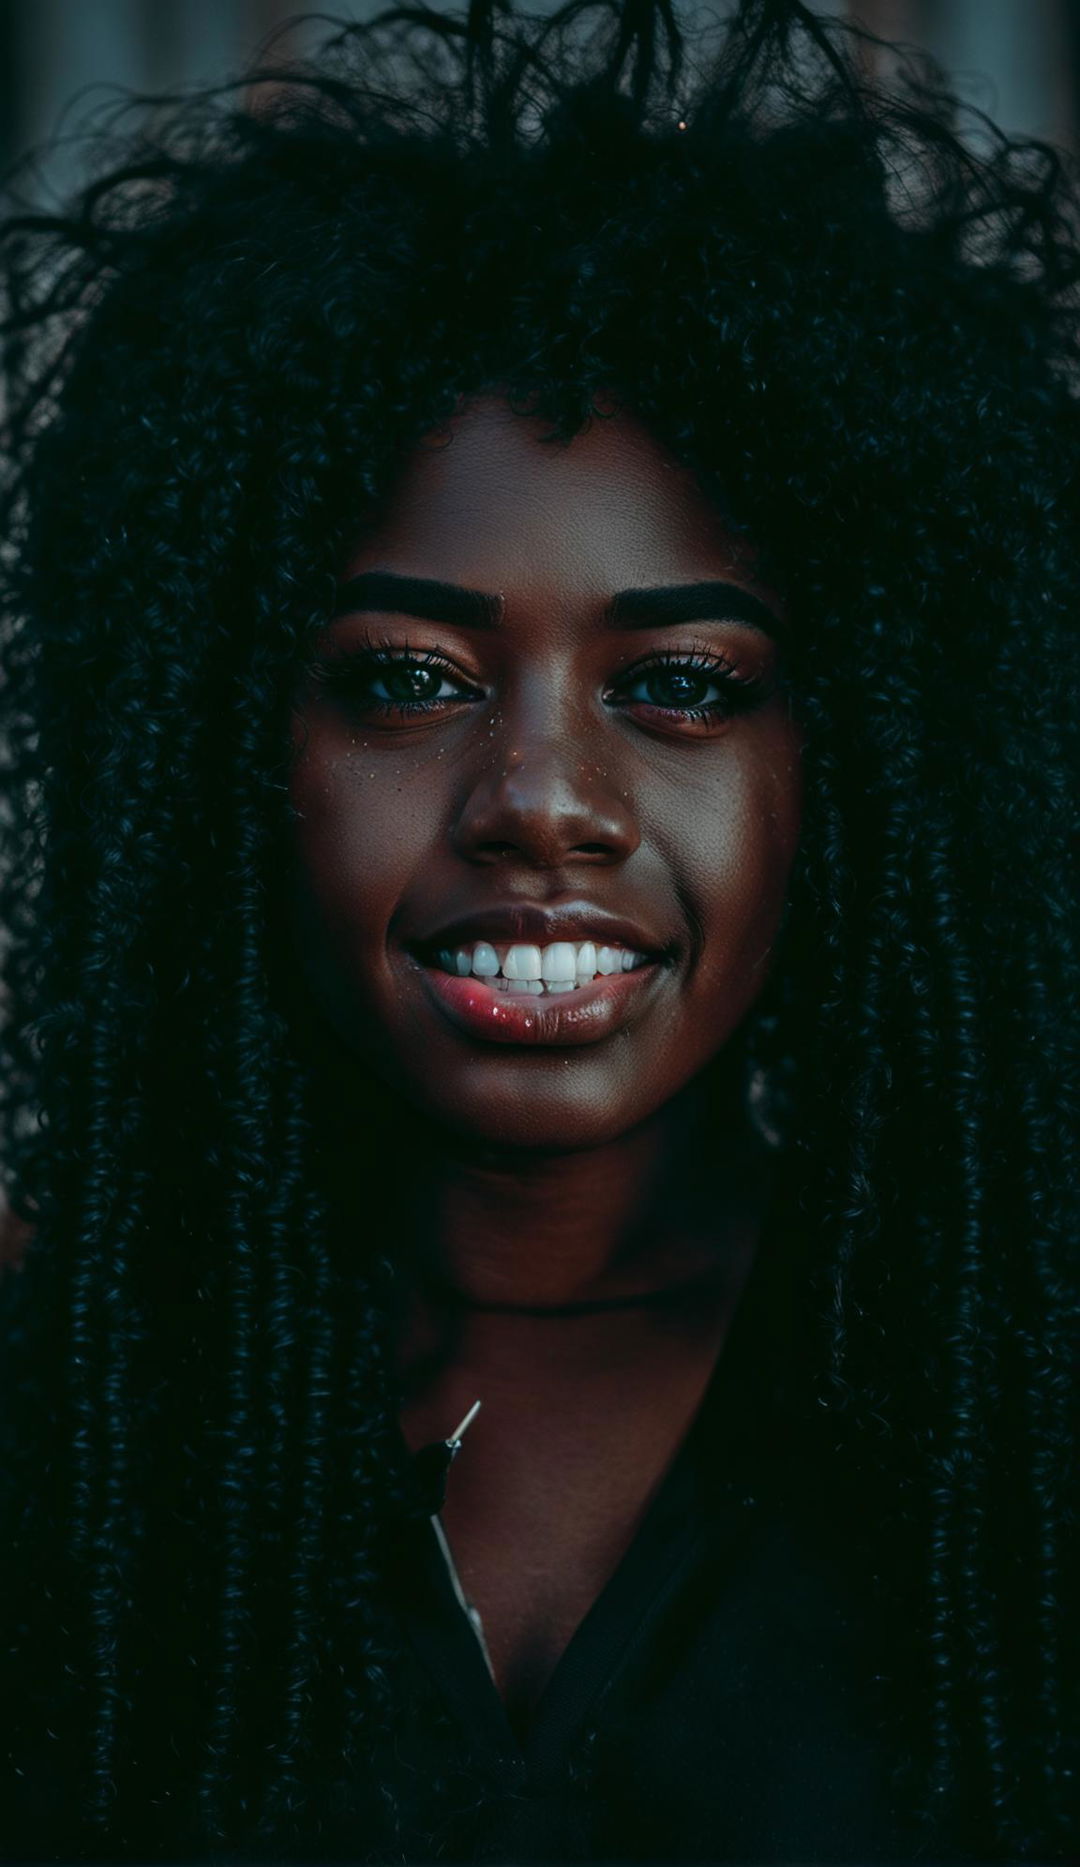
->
xmin=0 ymin=0 xmax=1078 ymax=1858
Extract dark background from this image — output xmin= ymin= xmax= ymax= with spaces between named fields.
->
xmin=1 ymin=0 xmax=1079 ymax=205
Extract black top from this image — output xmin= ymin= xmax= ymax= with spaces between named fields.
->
xmin=303 ymin=1226 xmax=964 ymax=1865
xmin=381 ymin=1405 xmax=905 ymax=1863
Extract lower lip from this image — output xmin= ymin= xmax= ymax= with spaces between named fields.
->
xmin=411 ymin=958 xmax=665 ymax=1048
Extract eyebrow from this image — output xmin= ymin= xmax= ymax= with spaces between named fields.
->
xmin=333 ymin=571 xmax=782 ymax=640
xmin=335 ymin=572 xmax=499 ymax=629
xmin=608 ymin=582 xmax=781 ymax=637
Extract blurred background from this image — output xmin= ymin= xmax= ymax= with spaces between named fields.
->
xmin=0 ymin=0 xmax=1078 ymax=202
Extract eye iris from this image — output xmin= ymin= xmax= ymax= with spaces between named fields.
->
xmin=384 ymin=662 xmax=439 ymax=702
xmin=647 ymin=667 xmax=710 ymax=708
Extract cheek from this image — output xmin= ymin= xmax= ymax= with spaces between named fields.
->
xmin=673 ymin=728 xmax=802 ymax=991
xmin=285 ymin=734 xmax=434 ymax=978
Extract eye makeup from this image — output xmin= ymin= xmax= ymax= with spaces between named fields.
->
xmin=306 ymin=628 xmax=771 ymax=731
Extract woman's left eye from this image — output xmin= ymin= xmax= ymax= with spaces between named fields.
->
xmin=612 ymin=654 xmax=760 ymax=720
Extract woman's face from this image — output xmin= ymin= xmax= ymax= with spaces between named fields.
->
xmin=287 ymin=394 xmax=802 ymax=1152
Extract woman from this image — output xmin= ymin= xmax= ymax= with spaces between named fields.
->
xmin=0 ymin=0 xmax=1076 ymax=1859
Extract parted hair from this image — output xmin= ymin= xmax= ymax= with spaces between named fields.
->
xmin=0 ymin=0 xmax=1077 ymax=1857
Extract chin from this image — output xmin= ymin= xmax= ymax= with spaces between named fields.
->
xmin=404 ymin=1074 xmax=672 ymax=1156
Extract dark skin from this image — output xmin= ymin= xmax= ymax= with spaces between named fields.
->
xmin=286 ymin=390 xmax=803 ymax=1728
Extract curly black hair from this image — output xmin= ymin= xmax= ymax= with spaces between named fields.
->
xmin=0 ymin=0 xmax=1077 ymax=1858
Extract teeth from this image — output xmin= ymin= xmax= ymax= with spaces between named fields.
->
xmin=540 ymin=942 xmax=577 ymax=983
xmin=433 ymin=938 xmax=652 ymax=992
xmin=471 ymin=941 xmax=500 ymax=977
xmin=502 ymin=944 xmax=542 ymax=981
xmin=575 ymin=941 xmax=597 ymax=980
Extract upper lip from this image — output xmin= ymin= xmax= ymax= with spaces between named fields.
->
xmin=408 ymin=902 xmax=671 ymax=959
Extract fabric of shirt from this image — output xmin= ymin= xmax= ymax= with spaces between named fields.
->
xmin=383 ymin=1414 xmax=902 ymax=1862
xmin=304 ymin=1230 xmax=967 ymax=1865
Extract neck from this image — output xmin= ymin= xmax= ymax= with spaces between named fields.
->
xmin=317 ymin=1062 xmax=773 ymax=1312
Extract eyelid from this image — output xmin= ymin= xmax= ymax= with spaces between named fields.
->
xmin=357 ymin=627 xmax=460 ymax=665
xmin=309 ymin=633 xmax=478 ymax=686
xmin=605 ymin=640 xmax=746 ymax=687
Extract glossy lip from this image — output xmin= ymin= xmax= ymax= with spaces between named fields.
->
xmin=407 ymin=950 xmax=668 ymax=1048
xmin=408 ymin=901 xmax=671 ymax=966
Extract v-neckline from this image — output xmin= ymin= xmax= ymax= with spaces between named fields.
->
xmin=387 ymin=1211 xmax=799 ymax=1781
xmin=433 ymin=1405 xmax=712 ymax=1772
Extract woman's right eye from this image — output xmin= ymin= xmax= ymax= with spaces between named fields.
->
xmin=308 ymin=648 xmax=478 ymax=719
xmin=364 ymin=658 xmax=465 ymax=707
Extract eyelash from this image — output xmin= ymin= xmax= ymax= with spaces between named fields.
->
xmin=306 ymin=629 xmax=766 ymax=726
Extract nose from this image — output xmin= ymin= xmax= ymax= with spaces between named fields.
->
xmin=450 ymin=722 xmax=640 ymax=870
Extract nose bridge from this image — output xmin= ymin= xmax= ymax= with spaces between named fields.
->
xmin=452 ymin=674 xmax=638 ymax=866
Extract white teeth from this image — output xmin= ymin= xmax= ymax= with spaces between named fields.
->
xmin=540 ymin=941 xmax=577 ymax=983
xmin=502 ymin=943 xmax=543 ymax=981
xmin=432 ymin=937 xmax=652 ymax=992
xmin=575 ymin=941 xmax=597 ymax=979
xmin=471 ymin=941 xmax=500 ymax=977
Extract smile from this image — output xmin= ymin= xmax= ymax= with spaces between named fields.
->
xmin=409 ymin=949 xmax=667 ymax=1048
xmin=434 ymin=938 xmax=650 ymax=994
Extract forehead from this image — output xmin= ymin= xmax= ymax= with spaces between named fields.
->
xmin=346 ymin=394 xmax=757 ymax=592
